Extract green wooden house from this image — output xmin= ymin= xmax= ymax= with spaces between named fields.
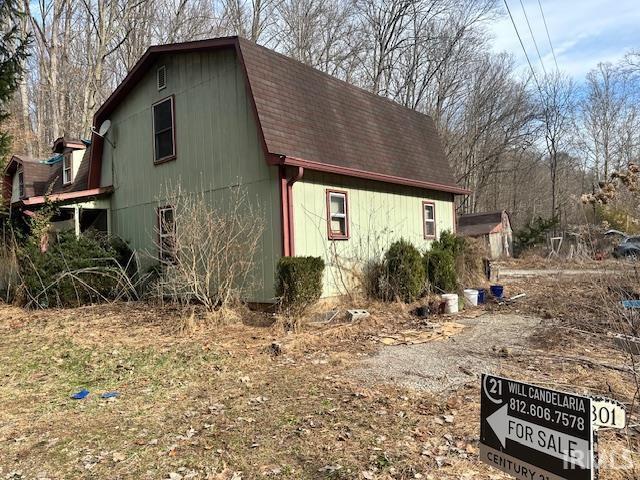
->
xmin=4 ymin=37 xmax=468 ymax=302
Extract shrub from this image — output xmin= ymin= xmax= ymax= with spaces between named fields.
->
xmin=85 ymin=231 xmax=137 ymax=276
xmin=436 ymin=230 xmax=465 ymax=257
xmin=383 ymin=239 xmax=425 ymax=302
xmin=514 ymin=216 xmax=558 ymax=253
xmin=423 ymin=230 xmax=462 ymax=293
xmin=18 ymin=231 xmax=123 ymax=308
xmin=275 ymin=256 xmax=325 ymax=312
xmin=424 ymin=248 xmax=457 ymax=293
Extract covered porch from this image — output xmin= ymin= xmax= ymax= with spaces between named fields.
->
xmin=16 ymin=187 xmax=113 ymax=237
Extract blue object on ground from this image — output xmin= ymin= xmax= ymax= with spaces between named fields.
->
xmin=622 ymin=300 xmax=640 ymax=309
xmin=476 ymin=288 xmax=486 ymax=304
xmin=101 ymin=391 xmax=120 ymax=399
xmin=71 ymin=389 xmax=90 ymax=400
xmin=490 ymin=285 xmax=504 ymax=299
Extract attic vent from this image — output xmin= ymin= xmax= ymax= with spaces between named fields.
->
xmin=157 ymin=66 xmax=166 ymax=90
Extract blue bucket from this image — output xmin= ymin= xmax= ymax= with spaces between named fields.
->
xmin=490 ymin=285 xmax=504 ymax=299
xmin=475 ymin=288 xmax=486 ymax=304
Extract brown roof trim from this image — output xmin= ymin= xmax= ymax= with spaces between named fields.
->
xmin=3 ymin=155 xmax=21 ymax=176
xmin=52 ymin=137 xmax=85 ymax=153
xmin=16 ymin=186 xmax=113 ymax=207
xmin=2 ymin=154 xmax=38 ymax=175
xmin=278 ymin=155 xmax=471 ymax=195
xmin=93 ymin=37 xmax=238 ymax=126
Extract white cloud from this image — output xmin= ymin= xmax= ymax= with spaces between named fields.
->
xmin=488 ymin=0 xmax=640 ymax=78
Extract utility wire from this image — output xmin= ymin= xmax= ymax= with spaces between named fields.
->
xmin=537 ymin=0 xmax=559 ymax=72
xmin=503 ymin=0 xmax=543 ymax=94
xmin=519 ymin=0 xmax=547 ymax=77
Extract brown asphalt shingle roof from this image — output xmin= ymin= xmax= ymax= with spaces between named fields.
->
xmin=458 ymin=211 xmax=509 ymax=236
xmin=237 ymin=38 xmax=458 ymax=191
xmin=12 ymin=156 xmax=55 ymax=198
xmin=4 ymin=147 xmax=91 ymax=203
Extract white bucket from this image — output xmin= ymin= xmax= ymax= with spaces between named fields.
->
xmin=463 ymin=288 xmax=479 ymax=306
xmin=441 ymin=293 xmax=459 ymax=314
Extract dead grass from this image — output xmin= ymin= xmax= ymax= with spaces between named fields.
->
xmin=496 ymin=253 xmax=622 ymax=270
xmin=0 ymin=284 xmax=638 ymax=479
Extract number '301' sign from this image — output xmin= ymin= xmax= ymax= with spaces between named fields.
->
xmin=591 ymin=396 xmax=626 ymax=429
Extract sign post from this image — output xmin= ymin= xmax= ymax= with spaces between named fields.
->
xmin=480 ymin=374 xmax=595 ymax=480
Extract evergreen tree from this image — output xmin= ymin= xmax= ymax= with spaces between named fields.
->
xmin=0 ymin=0 xmax=30 ymax=162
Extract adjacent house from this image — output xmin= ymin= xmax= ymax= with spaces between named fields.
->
xmin=458 ymin=210 xmax=513 ymax=259
xmin=3 ymin=36 xmax=468 ymax=302
xmin=2 ymin=137 xmax=111 ymax=234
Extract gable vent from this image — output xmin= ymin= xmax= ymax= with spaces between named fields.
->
xmin=157 ymin=66 xmax=167 ymax=90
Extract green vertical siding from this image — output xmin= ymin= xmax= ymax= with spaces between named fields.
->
xmin=292 ymin=171 xmax=455 ymax=297
xmin=99 ymin=49 xmax=282 ymax=302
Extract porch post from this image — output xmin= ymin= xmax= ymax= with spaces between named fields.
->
xmin=74 ymin=206 xmax=80 ymax=237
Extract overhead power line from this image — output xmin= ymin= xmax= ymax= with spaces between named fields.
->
xmin=537 ymin=0 xmax=559 ymax=72
xmin=503 ymin=0 xmax=543 ymax=93
xmin=518 ymin=0 xmax=547 ymax=77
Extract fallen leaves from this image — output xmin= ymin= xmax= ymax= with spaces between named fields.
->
xmin=376 ymin=322 xmax=465 ymax=346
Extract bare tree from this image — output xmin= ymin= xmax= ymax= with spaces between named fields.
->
xmin=354 ymin=0 xmax=419 ymax=95
xmin=577 ymin=62 xmax=640 ymax=181
xmin=276 ymin=0 xmax=359 ymax=77
xmin=221 ymin=0 xmax=277 ymax=43
xmin=538 ymin=71 xmax=576 ymax=220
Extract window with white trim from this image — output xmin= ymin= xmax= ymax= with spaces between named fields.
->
xmin=152 ymin=96 xmax=176 ymax=163
xmin=423 ymin=202 xmax=436 ymax=238
xmin=158 ymin=206 xmax=176 ymax=263
xmin=327 ymin=190 xmax=349 ymax=239
xmin=63 ymin=154 xmax=73 ymax=185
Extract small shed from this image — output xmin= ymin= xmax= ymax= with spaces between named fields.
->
xmin=458 ymin=210 xmax=513 ymax=259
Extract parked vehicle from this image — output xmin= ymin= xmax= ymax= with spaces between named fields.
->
xmin=613 ymin=236 xmax=640 ymax=259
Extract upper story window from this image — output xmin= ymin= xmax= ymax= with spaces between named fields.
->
xmin=327 ymin=190 xmax=349 ymax=240
xmin=158 ymin=205 xmax=176 ymax=264
xmin=63 ymin=154 xmax=73 ymax=185
xmin=152 ymin=96 xmax=176 ymax=164
xmin=423 ymin=201 xmax=436 ymax=239
xmin=17 ymin=167 xmax=24 ymax=198
xmin=157 ymin=65 xmax=167 ymax=90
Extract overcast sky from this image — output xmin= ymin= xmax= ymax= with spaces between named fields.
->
xmin=488 ymin=0 xmax=640 ymax=79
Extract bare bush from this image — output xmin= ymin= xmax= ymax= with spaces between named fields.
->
xmin=150 ymin=183 xmax=265 ymax=315
xmin=558 ymin=267 xmax=640 ymax=464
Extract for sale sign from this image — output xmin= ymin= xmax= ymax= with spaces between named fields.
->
xmin=480 ymin=374 xmax=595 ymax=480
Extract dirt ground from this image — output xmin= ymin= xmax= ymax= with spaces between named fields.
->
xmin=354 ymin=313 xmax=542 ymax=393
xmin=0 ymin=270 xmax=639 ymax=479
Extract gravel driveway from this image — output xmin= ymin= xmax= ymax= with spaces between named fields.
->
xmin=353 ymin=313 xmax=543 ymax=393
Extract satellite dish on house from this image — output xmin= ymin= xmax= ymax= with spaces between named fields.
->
xmin=91 ymin=119 xmax=115 ymax=148
xmin=98 ymin=119 xmax=111 ymax=137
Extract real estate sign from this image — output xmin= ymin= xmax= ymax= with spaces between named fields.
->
xmin=480 ymin=374 xmax=595 ymax=480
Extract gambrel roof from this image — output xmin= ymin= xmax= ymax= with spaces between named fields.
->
xmin=89 ymin=36 xmax=468 ymax=195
